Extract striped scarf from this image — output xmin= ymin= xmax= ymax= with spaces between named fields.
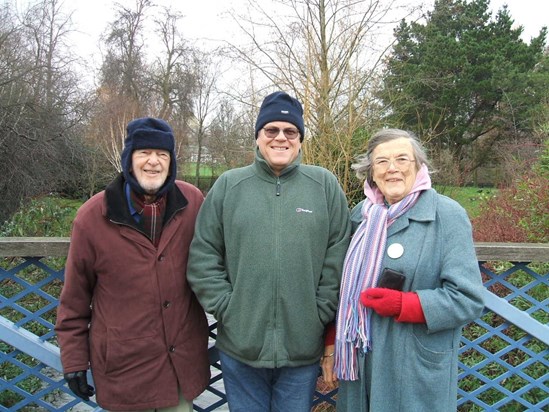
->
xmin=130 ymin=191 xmax=166 ymax=247
xmin=334 ymin=165 xmax=431 ymax=380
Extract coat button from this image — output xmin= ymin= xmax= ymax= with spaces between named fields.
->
xmin=169 ymin=345 xmax=175 ymax=353
xmin=158 ymin=255 xmax=165 ymax=261
xmin=163 ymin=300 xmax=171 ymax=308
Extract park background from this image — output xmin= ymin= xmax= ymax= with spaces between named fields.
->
xmin=0 ymin=1 xmax=547 ymax=409
xmin=1 ymin=0 xmax=547 ymax=242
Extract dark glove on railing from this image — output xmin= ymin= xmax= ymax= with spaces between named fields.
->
xmin=64 ymin=370 xmax=95 ymax=401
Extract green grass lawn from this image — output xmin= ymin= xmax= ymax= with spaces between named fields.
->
xmin=0 ymin=196 xmax=80 ymax=237
xmin=181 ymin=163 xmax=226 ymax=177
xmin=434 ymin=185 xmax=497 ymax=218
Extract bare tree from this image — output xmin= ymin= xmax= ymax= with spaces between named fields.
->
xmin=86 ymin=92 xmax=139 ymax=173
xmin=90 ymin=1 xmax=197 ymax=178
xmin=101 ymin=0 xmax=150 ymax=103
xmin=0 ymin=0 xmax=90 ymax=224
xmin=149 ymin=5 xmax=196 ymax=166
xmin=208 ymin=97 xmax=256 ymax=170
xmin=151 ymin=6 xmax=195 ymax=120
xmin=227 ymin=0 xmax=416 ymax=198
xmin=90 ymin=0 xmax=151 ymax=174
xmin=186 ymin=50 xmax=222 ymax=185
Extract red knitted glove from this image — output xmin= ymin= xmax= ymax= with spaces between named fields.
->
xmin=396 ymin=291 xmax=426 ymax=323
xmin=360 ymin=287 xmax=402 ymax=317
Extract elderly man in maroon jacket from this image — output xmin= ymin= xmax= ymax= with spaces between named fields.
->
xmin=55 ymin=117 xmax=210 ymax=411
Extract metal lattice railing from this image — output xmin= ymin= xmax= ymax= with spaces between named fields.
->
xmin=1 ymin=239 xmax=548 ymax=411
xmin=457 ymin=262 xmax=548 ymax=411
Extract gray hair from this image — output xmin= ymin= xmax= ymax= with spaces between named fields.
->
xmin=352 ymin=128 xmax=430 ymax=186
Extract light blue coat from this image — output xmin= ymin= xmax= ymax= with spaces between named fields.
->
xmin=337 ymin=189 xmax=484 ymax=412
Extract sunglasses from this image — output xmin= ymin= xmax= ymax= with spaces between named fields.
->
xmin=262 ymin=127 xmax=300 ymax=140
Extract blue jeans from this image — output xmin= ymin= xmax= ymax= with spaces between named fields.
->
xmin=218 ymin=350 xmax=319 ymax=412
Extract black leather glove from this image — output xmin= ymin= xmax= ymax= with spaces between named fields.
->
xmin=64 ymin=370 xmax=95 ymax=401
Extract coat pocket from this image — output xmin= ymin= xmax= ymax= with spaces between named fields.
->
xmin=105 ymin=327 xmax=164 ymax=376
xmin=411 ymin=329 xmax=453 ymax=365
xmin=401 ymin=331 xmax=456 ymax=410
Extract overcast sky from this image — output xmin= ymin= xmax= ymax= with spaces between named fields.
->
xmin=489 ymin=0 xmax=548 ymax=40
xmin=69 ymin=0 xmax=245 ymax=51
xmin=12 ymin=0 xmax=546 ymax=84
xmin=65 ymin=0 xmax=547 ymax=52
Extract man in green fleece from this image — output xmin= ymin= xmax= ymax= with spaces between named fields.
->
xmin=187 ymin=91 xmax=351 ymax=411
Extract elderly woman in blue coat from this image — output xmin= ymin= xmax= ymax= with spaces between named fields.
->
xmin=322 ymin=128 xmax=484 ymax=411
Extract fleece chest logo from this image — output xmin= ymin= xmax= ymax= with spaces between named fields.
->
xmin=296 ymin=207 xmax=313 ymax=214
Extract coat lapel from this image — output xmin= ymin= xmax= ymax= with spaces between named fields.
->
xmin=388 ymin=189 xmax=437 ymax=237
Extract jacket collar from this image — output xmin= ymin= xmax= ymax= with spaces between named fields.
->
xmin=104 ymin=174 xmax=188 ymax=228
xmin=252 ymin=146 xmax=302 ymax=180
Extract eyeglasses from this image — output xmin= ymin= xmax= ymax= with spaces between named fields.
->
xmin=262 ymin=127 xmax=300 ymax=140
xmin=373 ymin=156 xmax=416 ymax=171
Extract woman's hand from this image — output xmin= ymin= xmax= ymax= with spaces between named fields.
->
xmin=360 ymin=287 xmax=402 ymax=317
xmin=321 ymin=344 xmax=338 ymax=390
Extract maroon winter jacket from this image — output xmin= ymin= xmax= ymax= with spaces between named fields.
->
xmin=55 ymin=175 xmax=210 ymax=410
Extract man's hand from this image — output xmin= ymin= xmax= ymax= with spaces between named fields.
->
xmin=64 ymin=370 xmax=95 ymax=401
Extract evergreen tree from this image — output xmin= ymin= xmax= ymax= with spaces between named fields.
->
xmin=380 ymin=0 xmax=548 ymax=181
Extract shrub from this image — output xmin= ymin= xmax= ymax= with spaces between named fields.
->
xmin=472 ymin=141 xmax=549 ymax=243
xmin=0 ymin=195 xmax=80 ymax=237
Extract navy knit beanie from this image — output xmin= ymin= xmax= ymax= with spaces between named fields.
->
xmin=121 ymin=117 xmax=177 ymax=197
xmin=254 ymin=91 xmax=305 ymax=142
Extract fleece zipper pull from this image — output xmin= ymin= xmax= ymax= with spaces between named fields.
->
xmin=276 ymin=177 xmax=281 ymax=196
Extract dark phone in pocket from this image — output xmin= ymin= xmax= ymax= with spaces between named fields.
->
xmin=377 ymin=268 xmax=406 ymax=291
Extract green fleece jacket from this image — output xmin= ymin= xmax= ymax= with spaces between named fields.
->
xmin=187 ymin=149 xmax=351 ymax=368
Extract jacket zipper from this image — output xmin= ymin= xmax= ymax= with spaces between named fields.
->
xmin=274 ymin=175 xmax=282 ymax=366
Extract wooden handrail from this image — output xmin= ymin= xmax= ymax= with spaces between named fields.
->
xmin=474 ymin=242 xmax=549 ymax=262
xmin=0 ymin=237 xmax=70 ymax=257
xmin=1 ymin=237 xmax=548 ymax=262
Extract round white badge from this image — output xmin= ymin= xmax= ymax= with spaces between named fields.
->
xmin=387 ymin=243 xmax=404 ymax=259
